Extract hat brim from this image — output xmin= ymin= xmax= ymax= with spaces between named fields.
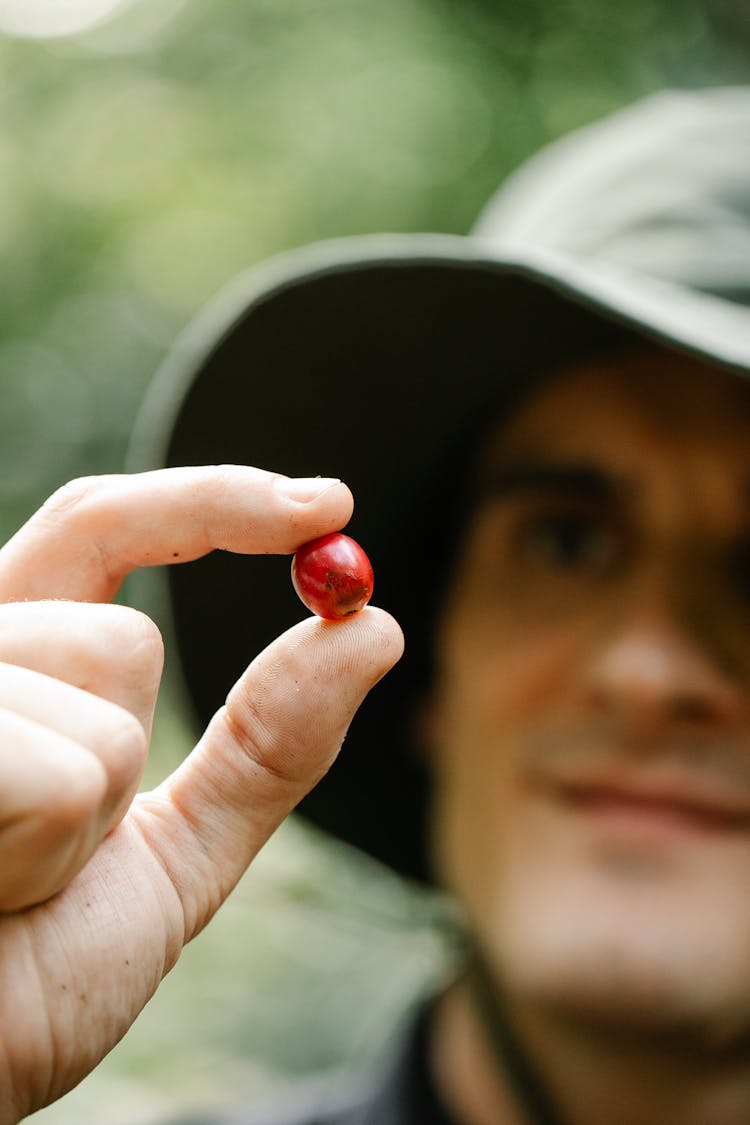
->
xmin=129 ymin=233 xmax=750 ymax=883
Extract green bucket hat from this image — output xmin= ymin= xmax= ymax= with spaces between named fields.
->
xmin=129 ymin=87 xmax=750 ymax=883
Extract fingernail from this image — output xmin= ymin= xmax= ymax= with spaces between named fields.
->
xmin=282 ymin=476 xmax=341 ymax=502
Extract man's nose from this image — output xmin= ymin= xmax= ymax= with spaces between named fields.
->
xmin=585 ymin=600 xmax=746 ymax=736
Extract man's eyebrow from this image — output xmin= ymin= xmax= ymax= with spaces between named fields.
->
xmin=475 ymin=461 xmax=632 ymax=505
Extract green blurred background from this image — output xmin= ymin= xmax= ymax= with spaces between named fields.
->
xmin=1 ymin=0 xmax=745 ymax=1120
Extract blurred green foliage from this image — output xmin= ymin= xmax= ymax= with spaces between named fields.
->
xmin=6 ymin=1 xmax=749 ymax=1121
xmin=1 ymin=0 xmax=748 ymax=542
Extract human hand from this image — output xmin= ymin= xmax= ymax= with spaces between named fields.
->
xmin=0 ymin=467 xmax=403 ymax=1123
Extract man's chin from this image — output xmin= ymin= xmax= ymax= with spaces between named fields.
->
xmin=481 ymin=870 xmax=750 ymax=1054
xmin=509 ymin=978 xmax=750 ymax=1060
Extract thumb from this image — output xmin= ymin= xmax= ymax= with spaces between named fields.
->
xmin=139 ymin=607 xmax=403 ymax=940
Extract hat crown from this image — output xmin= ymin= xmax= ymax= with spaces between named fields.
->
xmin=473 ymin=88 xmax=750 ymax=307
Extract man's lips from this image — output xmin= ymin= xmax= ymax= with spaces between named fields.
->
xmin=542 ymin=772 xmax=750 ymax=834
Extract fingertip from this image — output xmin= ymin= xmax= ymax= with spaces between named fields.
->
xmin=297 ymin=604 xmax=403 ymax=691
xmin=356 ymin=605 xmax=405 ymax=667
xmin=271 ymin=477 xmax=354 ymax=549
xmin=276 ymin=476 xmax=354 ymax=512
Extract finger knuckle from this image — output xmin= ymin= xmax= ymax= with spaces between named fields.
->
xmin=46 ymin=754 xmax=108 ymax=830
xmin=122 ymin=608 xmax=165 ymax=684
xmin=221 ymin=697 xmax=309 ymax=789
xmin=41 ymin=475 xmax=101 ymax=520
xmin=209 ymin=464 xmax=272 ymax=517
xmin=82 ymin=605 xmax=164 ymax=689
xmin=213 ymin=463 xmax=247 ymax=483
xmin=203 ymin=464 xmax=246 ymax=501
xmin=107 ymin=707 xmax=149 ymax=783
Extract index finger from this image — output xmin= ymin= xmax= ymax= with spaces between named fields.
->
xmin=0 ymin=466 xmax=352 ymax=604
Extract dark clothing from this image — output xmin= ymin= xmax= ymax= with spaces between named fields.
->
xmin=184 ymin=1009 xmax=458 ymax=1125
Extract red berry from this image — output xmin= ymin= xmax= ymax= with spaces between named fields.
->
xmin=292 ymin=532 xmax=374 ymax=620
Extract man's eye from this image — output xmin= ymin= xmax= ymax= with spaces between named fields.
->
xmin=516 ymin=511 xmax=620 ymax=572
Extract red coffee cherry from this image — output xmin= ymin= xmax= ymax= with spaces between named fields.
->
xmin=292 ymin=532 xmax=374 ymax=620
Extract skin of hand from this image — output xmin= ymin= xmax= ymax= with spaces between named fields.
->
xmin=0 ymin=465 xmax=404 ymax=1124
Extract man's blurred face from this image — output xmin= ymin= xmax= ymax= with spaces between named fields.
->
xmin=428 ymin=348 xmax=750 ymax=1041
